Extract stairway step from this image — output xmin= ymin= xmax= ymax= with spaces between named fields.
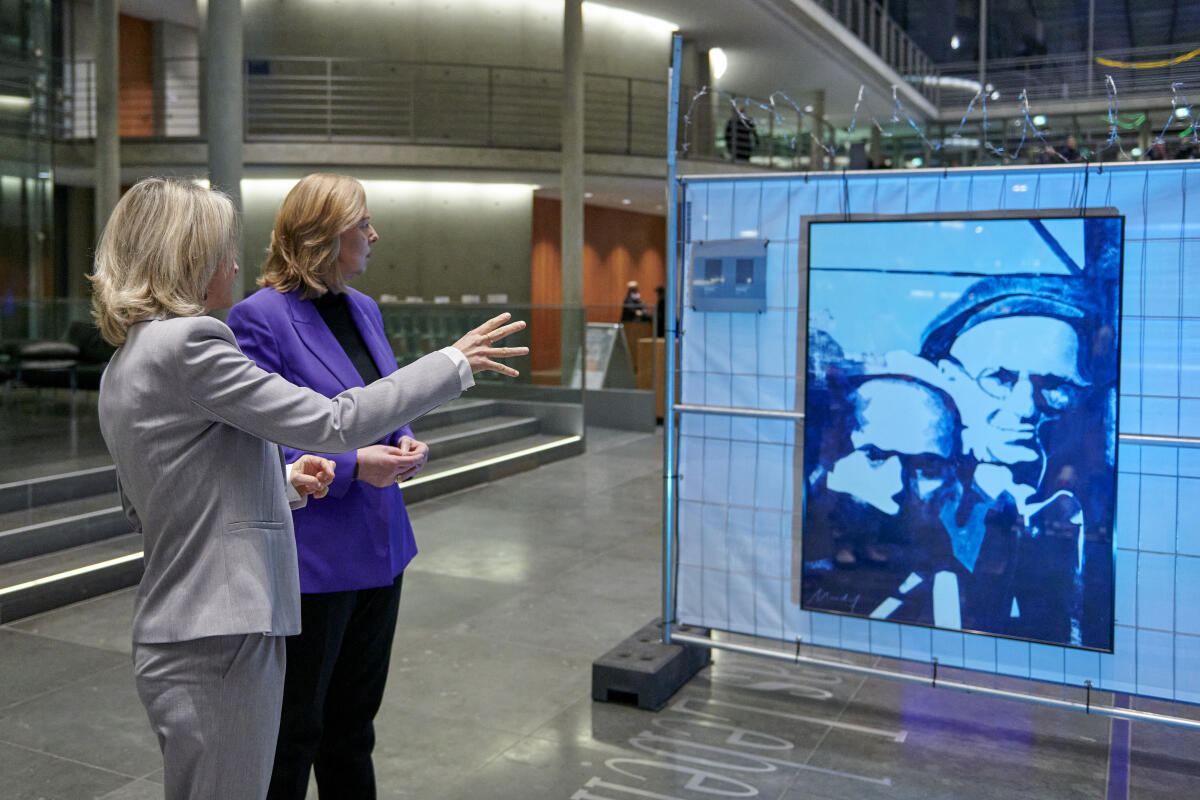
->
xmin=0 ymin=494 xmax=129 ymax=565
xmin=423 ymin=415 xmax=541 ymax=460
xmin=0 ymin=464 xmax=118 ymax=514
xmin=399 ymin=431 xmax=583 ymax=503
xmin=0 ymin=533 xmax=143 ymax=624
xmin=412 ymin=398 xmax=501 ymax=431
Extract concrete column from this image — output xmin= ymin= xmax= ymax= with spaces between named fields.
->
xmin=206 ymin=0 xmax=245 ymax=295
xmin=870 ymin=124 xmax=883 ymax=168
xmin=93 ymin=0 xmax=119 ymax=235
xmin=678 ymin=38 xmax=713 ymax=157
xmin=809 ymin=90 xmax=825 ymax=170
xmin=560 ymin=0 xmax=584 ymax=381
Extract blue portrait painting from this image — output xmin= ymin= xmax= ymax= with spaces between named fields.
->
xmin=799 ymin=216 xmax=1122 ymax=652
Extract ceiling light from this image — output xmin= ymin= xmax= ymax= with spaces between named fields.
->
xmin=0 ymin=95 xmax=33 ymax=112
xmin=584 ymin=192 xmax=594 ymax=198
xmin=1131 ymin=147 xmax=1143 ymax=157
xmin=803 ymin=104 xmax=814 ymax=113
xmin=621 ymin=198 xmax=632 ymax=205
xmin=709 ymin=48 xmax=727 ymax=81
xmin=1175 ymin=107 xmax=1190 ymax=119
xmin=1033 ymin=115 xmax=1047 ymax=126
xmin=950 ymin=35 xmax=961 ymax=50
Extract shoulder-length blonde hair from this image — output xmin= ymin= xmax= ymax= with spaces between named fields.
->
xmin=258 ymin=173 xmax=367 ymax=298
xmin=89 ymin=178 xmax=239 ymax=346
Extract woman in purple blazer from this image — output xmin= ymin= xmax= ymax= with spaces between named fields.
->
xmin=227 ymin=173 xmax=436 ymax=799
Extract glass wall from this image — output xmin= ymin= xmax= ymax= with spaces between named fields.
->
xmin=0 ymin=0 xmax=55 ymax=339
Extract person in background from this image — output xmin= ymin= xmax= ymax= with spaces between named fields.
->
xmin=654 ymin=285 xmax=666 ymax=337
xmin=91 ymin=177 xmax=527 ymax=800
xmin=725 ymin=106 xmax=758 ymax=161
xmin=1060 ymin=135 xmax=1083 ymax=162
xmin=227 ymin=173 xmax=475 ymax=799
xmin=621 ymin=280 xmax=647 ymax=321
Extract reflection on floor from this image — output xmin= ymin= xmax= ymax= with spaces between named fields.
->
xmin=0 ymin=399 xmax=1198 ymax=798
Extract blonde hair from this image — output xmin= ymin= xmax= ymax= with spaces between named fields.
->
xmin=89 ymin=178 xmax=239 ymax=346
xmin=258 ymin=173 xmax=367 ymax=298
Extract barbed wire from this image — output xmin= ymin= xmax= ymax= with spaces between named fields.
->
xmin=681 ymin=75 xmax=1199 ymax=166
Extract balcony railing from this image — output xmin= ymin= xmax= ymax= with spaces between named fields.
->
xmin=936 ymin=42 xmax=1200 ymax=108
xmin=815 ymin=0 xmax=939 ymax=103
xmin=59 ymin=56 xmax=669 ymax=157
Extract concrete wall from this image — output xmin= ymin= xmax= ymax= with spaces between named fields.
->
xmin=240 ymin=178 xmax=534 ymax=303
xmin=241 ymin=0 xmax=673 ymax=79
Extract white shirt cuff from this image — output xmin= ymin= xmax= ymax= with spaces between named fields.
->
xmin=439 ymin=346 xmax=475 ymax=391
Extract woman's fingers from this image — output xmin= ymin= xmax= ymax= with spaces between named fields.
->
xmin=452 ymin=311 xmax=530 ymax=375
xmin=471 ymin=312 xmax=515 ymax=337
xmin=486 ymin=345 xmax=529 ymax=358
xmin=484 ymin=320 xmax=526 ymax=342
xmin=481 ymin=359 xmax=520 ymax=377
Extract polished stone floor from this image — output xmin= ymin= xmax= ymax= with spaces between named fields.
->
xmin=2 ymin=392 xmax=1199 ymax=798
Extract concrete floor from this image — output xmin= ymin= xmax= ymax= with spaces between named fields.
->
xmin=1 ymin=394 xmax=1199 ymax=798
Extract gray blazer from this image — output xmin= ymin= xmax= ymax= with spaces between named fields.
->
xmin=99 ymin=315 xmax=461 ymax=643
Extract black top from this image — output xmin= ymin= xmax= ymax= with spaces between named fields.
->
xmin=310 ymin=291 xmax=383 ymax=385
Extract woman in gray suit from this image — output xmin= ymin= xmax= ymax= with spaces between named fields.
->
xmin=90 ymin=177 xmax=527 ymax=800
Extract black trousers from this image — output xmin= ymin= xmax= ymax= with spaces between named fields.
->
xmin=267 ymin=573 xmax=404 ymax=800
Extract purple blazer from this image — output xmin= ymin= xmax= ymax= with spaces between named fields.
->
xmin=227 ymin=286 xmax=417 ymax=593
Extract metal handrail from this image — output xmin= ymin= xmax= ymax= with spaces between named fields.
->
xmin=56 ymin=55 xmax=671 ymax=157
xmin=815 ymin=0 xmax=940 ymax=102
xmin=936 ymin=41 xmax=1200 ymax=107
xmin=671 ymin=401 xmax=1200 ymax=447
xmin=671 ymin=629 xmax=1200 ymax=731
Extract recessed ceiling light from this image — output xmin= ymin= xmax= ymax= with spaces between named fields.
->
xmin=621 ymin=198 xmax=632 ymax=205
xmin=584 ymin=192 xmax=594 ymax=198
xmin=709 ymin=48 xmax=727 ymax=81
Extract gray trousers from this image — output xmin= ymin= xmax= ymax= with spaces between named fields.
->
xmin=134 ymin=634 xmax=286 ymax=800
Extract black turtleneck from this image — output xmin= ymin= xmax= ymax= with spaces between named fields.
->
xmin=310 ymin=291 xmax=382 ymax=385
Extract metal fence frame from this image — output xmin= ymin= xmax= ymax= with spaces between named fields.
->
xmin=660 ymin=33 xmax=1200 ymax=731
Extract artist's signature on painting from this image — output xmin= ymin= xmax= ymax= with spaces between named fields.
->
xmin=808 ymin=588 xmax=863 ymax=613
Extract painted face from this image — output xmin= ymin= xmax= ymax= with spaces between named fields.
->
xmin=826 ymin=380 xmax=957 ymax=515
xmin=946 ymin=316 xmax=1086 ymax=465
xmin=203 ymin=260 xmax=239 ymax=312
xmin=336 ymin=211 xmax=378 ymax=283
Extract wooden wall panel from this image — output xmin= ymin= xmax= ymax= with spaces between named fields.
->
xmin=530 ymin=197 xmax=666 ymax=378
xmin=119 ymin=14 xmax=154 ymax=137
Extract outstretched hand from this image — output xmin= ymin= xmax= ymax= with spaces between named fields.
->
xmin=452 ymin=312 xmax=529 ymax=376
xmin=289 ymin=454 xmax=336 ymax=499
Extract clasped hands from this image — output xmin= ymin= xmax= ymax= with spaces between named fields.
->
xmin=290 ymin=312 xmax=528 ymax=499
xmin=288 ymin=436 xmax=429 ymax=499
xmin=356 ymin=436 xmax=429 ymax=486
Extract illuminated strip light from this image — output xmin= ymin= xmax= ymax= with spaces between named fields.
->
xmin=0 ymin=552 xmax=142 ymax=597
xmin=1097 ymin=48 xmax=1200 ymax=69
xmin=0 ymin=95 xmax=33 ymax=112
xmin=908 ymin=75 xmax=984 ymax=94
xmin=0 ymin=438 xmax=581 ymax=597
xmin=399 ymin=435 xmax=582 ymax=488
